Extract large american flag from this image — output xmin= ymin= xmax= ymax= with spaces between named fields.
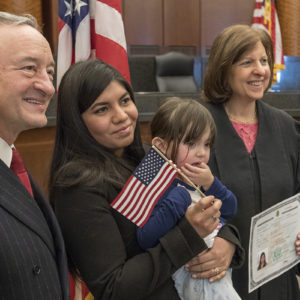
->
xmin=252 ymin=0 xmax=285 ymax=84
xmin=111 ymin=146 xmax=178 ymax=227
xmin=57 ymin=0 xmax=130 ymax=88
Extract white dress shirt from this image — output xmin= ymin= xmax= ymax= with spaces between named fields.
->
xmin=0 ymin=137 xmax=13 ymax=167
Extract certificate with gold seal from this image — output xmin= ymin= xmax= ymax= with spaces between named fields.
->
xmin=248 ymin=193 xmax=300 ymax=293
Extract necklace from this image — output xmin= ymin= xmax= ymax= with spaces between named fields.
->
xmin=227 ymin=112 xmax=257 ymax=124
xmin=224 ymin=104 xmax=258 ymax=124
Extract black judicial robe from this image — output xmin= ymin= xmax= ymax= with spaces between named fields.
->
xmin=205 ymin=100 xmax=300 ymax=300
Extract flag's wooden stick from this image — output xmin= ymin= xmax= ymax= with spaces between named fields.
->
xmin=152 ymin=145 xmax=206 ymax=198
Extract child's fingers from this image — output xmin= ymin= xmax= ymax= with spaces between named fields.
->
xmin=183 ymin=163 xmax=206 ymax=171
xmin=181 ymin=165 xmax=203 ymax=178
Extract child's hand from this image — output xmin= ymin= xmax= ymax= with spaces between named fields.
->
xmin=181 ymin=162 xmax=214 ymax=191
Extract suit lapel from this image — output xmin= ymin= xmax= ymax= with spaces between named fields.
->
xmin=0 ymin=160 xmax=55 ymax=255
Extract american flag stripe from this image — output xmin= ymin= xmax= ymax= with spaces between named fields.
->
xmin=135 ymin=168 xmax=178 ymax=227
xmin=111 ymin=146 xmax=179 ymax=227
xmin=252 ymin=0 xmax=285 ymax=83
xmin=75 ymin=14 xmax=91 ymax=62
xmin=131 ymin=166 xmax=177 ymax=224
xmin=274 ymin=12 xmax=284 ymax=65
xmin=117 ymin=178 xmax=144 ymax=213
xmin=57 ymin=21 xmax=72 ymax=87
xmin=93 ymin=34 xmax=130 ymax=80
xmin=253 ymin=0 xmax=264 ymax=23
xmin=94 ymin=1 xmax=127 ymax=50
xmin=112 ymin=176 xmax=141 ymax=210
xmin=121 ymin=181 xmax=145 ymax=216
xmin=127 ymin=163 xmax=173 ymax=220
xmin=112 ymin=162 xmax=169 ymax=211
xmin=113 ymin=162 xmax=172 ymax=217
xmin=92 ymin=1 xmax=129 ymax=81
xmin=99 ymin=0 xmax=122 ymax=14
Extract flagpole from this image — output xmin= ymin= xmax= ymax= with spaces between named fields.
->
xmin=152 ymin=145 xmax=206 ymax=199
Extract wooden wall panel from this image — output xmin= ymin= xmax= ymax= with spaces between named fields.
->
xmin=0 ymin=0 xmax=57 ymax=53
xmin=0 ymin=0 xmax=43 ymax=28
xmin=200 ymin=0 xmax=254 ymax=53
xmin=42 ymin=0 xmax=58 ymax=53
xmin=164 ymin=0 xmax=200 ymax=54
xmin=123 ymin=0 xmax=163 ymax=46
xmin=123 ymin=0 xmax=255 ymax=56
xmin=15 ymin=127 xmax=56 ymax=198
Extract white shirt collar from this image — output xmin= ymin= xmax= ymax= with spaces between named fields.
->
xmin=0 ymin=137 xmax=13 ymax=167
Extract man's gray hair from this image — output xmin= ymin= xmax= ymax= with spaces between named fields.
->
xmin=0 ymin=11 xmax=40 ymax=31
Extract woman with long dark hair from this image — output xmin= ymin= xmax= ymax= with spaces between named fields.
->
xmin=49 ymin=58 xmax=244 ymax=299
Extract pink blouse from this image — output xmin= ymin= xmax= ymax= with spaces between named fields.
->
xmin=231 ymin=121 xmax=258 ymax=153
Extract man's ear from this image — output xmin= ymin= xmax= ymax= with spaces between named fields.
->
xmin=152 ymin=137 xmax=167 ymax=153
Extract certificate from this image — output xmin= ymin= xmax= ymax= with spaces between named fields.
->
xmin=248 ymin=193 xmax=300 ymax=293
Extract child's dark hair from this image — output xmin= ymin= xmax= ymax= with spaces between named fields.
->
xmin=151 ymin=97 xmax=216 ymax=162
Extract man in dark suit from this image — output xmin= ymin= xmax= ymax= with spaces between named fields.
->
xmin=0 ymin=12 xmax=70 ymax=299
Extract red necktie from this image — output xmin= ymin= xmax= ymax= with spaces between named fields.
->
xmin=10 ymin=148 xmax=33 ymax=197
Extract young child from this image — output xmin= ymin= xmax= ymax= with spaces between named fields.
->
xmin=137 ymin=97 xmax=241 ymax=300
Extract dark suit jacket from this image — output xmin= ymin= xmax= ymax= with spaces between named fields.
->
xmin=0 ymin=159 xmax=70 ymax=300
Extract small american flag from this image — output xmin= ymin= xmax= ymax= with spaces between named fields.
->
xmin=252 ymin=0 xmax=285 ymax=84
xmin=57 ymin=0 xmax=130 ymax=88
xmin=111 ymin=146 xmax=178 ymax=227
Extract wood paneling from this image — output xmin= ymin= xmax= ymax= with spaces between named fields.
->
xmin=164 ymin=0 xmax=200 ymax=52
xmin=123 ymin=0 xmax=163 ymax=46
xmin=200 ymin=0 xmax=254 ymax=49
xmin=15 ymin=126 xmax=56 ymax=198
xmin=123 ymin=0 xmax=255 ymax=56
xmin=0 ymin=0 xmax=58 ymax=53
xmin=42 ymin=0 xmax=58 ymax=53
xmin=0 ymin=0 xmax=43 ymax=28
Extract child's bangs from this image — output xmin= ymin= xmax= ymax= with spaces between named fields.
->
xmin=182 ymin=109 xmax=208 ymax=144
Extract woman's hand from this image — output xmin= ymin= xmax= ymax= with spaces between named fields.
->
xmin=185 ymin=195 xmax=221 ymax=238
xmin=295 ymin=232 xmax=300 ymax=256
xmin=185 ymin=237 xmax=235 ymax=282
